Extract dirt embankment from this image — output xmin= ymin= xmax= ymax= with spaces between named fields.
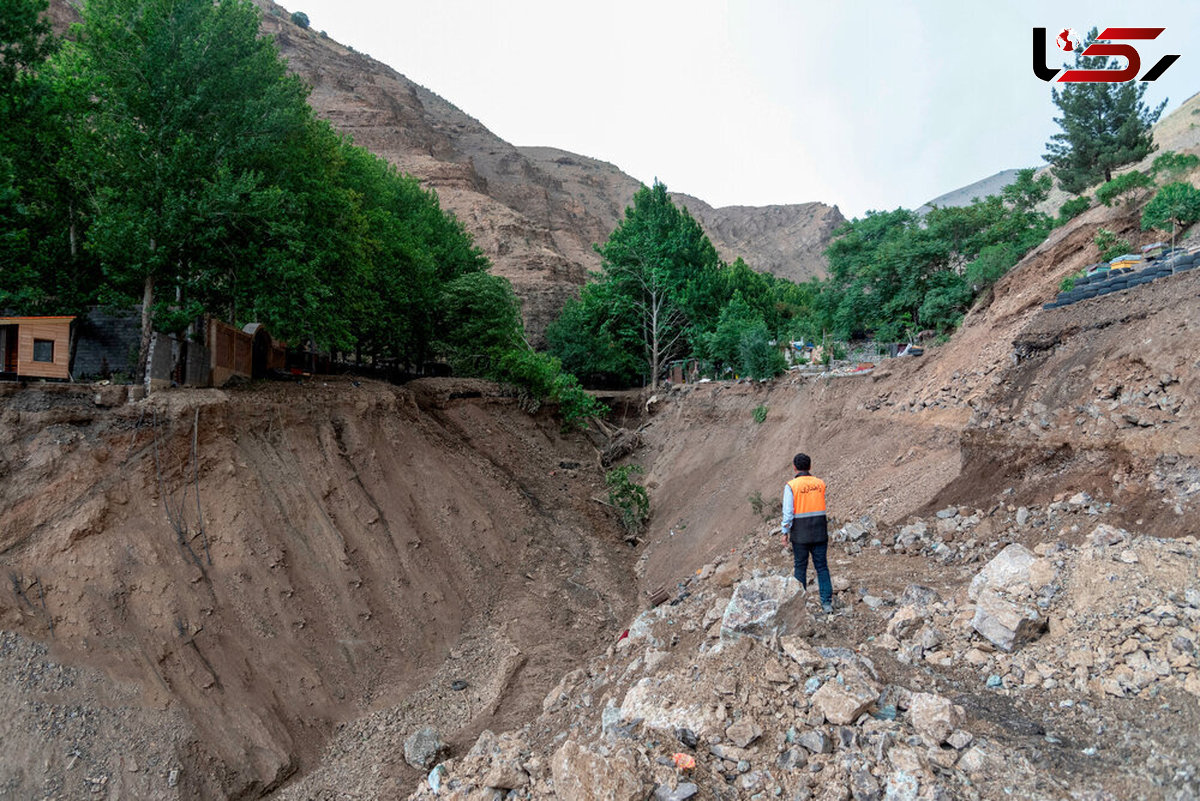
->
xmin=392 ymin=218 xmax=1200 ymax=801
xmin=0 ymin=378 xmax=637 ymax=799
xmin=634 ymin=206 xmax=1200 ymax=599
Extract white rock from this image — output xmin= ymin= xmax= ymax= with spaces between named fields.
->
xmin=721 ymin=575 xmax=805 ymax=640
xmin=972 ymin=589 xmax=1046 ymax=652
xmin=551 ymin=740 xmax=645 ymax=801
xmin=619 ymin=678 xmax=721 ymax=735
xmin=907 ymin=692 xmax=964 ymax=744
xmin=811 ymin=679 xmax=878 ymax=725
xmin=968 ymin=543 xmax=1055 ymax=601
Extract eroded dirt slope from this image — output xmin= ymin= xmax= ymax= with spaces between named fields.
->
xmin=392 ymin=227 xmax=1200 ymax=801
xmin=0 ymin=378 xmax=637 ymax=799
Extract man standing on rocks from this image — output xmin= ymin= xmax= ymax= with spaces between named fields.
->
xmin=782 ymin=452 xmax=833 ymax=613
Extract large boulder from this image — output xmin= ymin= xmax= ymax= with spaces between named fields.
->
xmin=967 ymin=543 xmax=1055 ymax=651
xmin=551 ymin=740 xmax=645 ymax=801
xmin=811 ymin=678 xmax=878 ymax=725
xmin=721 ymin=575 xmax=806 ymax=640
xmin=887 ymin=605 xmax=927 ymax=639
xmin=907 ymin=692 xmax=965 ymax=744
xmin=968 ymin=544 xmax=1054 ymax=600
xmin=404 ymin=726 xmax=448 ymax=771
xmin=780 ymin=636 xmax=823 ymax=671
xmin=619 ymin=677 xmax=722 ymax=736
xmin=459 ymin=730 xmax=530 ymax=792
xmin=972 ymin=588 xmax=1046 ymax=651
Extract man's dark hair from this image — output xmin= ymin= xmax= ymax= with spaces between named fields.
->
xmin=793 ymin=453 xmax=811 ymax=471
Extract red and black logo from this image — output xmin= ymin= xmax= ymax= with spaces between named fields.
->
xmin=1033 ymin=27 xmax=1179 ymax=82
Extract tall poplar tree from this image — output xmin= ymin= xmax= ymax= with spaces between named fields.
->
xmin=62 ymin=0 xmax=314 ymax=379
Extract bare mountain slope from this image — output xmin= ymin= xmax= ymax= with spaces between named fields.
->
xmin=254 ymin=3 xmax=841 ymax=339
xmin=518 ymin=147 xmax=845 ymax=283
xmin=670 ymin=193 xmax=845 ymax=282
xmin=916 ymin=167 xmax=1025 ymax=215
xmin=42 ymin=0 xmax=843 ymax=340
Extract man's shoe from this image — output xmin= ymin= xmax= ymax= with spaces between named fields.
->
xmin=821 ymin=602 xmax=834 ymax=614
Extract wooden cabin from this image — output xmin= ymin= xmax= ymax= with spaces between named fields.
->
xmin=0 ymin=316 xmax=75 ymax=380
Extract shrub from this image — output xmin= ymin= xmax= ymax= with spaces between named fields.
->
xmin=290 ymin=11 xmax=310 ymax=28
xmin=1059 ymin=269 xmax=1086 ymax=292
xmin=1056 ymin=195 xmax=1091 ymax=224
xmin=753 ymin=404 xmax=768 ymax=424
xmin=1094 ymin=228 xmax=1131 ymax=261
xmin=495 ymin=348 xmax=607 ymax=429
xmin=552 ymin=371 xmax=607 ymax=430
xmin=1151 ymin=151 xmax=1200 ymax=179
xmin=606 ymin=465 xmax=649 ymax=536
xmin=1095 ymin=171 xmax=1153 ymax=207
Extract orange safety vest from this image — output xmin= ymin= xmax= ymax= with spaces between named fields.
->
xmin=786 ymin=474 xmax=828 ymax=543
xmin=788 ymin=475 xmax=827 ymax=515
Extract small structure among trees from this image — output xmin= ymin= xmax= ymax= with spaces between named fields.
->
xmin=0 ymin=316 xmax=74 ymax=379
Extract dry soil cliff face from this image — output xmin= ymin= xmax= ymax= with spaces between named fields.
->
xmin=0 ymin=379 xmax=638 ymax=799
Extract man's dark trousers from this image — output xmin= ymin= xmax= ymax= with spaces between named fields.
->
xmin=791 ymin=540 xmax=832 ymax=605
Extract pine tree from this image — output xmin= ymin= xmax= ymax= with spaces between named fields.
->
xmin=1043 ymin=28 xmax=1166 ymax=195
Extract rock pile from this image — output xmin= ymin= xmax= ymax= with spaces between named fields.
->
xmin=406 ymin=518 xmax=1200 ymax=800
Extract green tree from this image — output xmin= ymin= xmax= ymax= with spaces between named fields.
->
xmin=0 ymin=0 xmax=94 ymax=313
xmin=1000 ymin=167 xmax=1052 ymax=212
xmin=436 ymin=271 xmax=523 ymax=374
xmin=545 ymin=280 xmax=643 ymax=387
xmin=1043 ymin=28 xmax=1166 ymax=194
xmin=1141 ymin=182 xmax=1200 ymax=247
xmin=702 ymin=291 xmax=761 ymax=373
xmin=821 ymin=169 xmax=1052 ymax=340
xmin=965 ymin=242 xmax=1020 ymax=291
xmin=737 ymin=320 xmax=785 ymax=379
xmin=591 ymin=181 xmax=721 ymax=388
xmin=62 ymin=0 xmax=314 ymax=379
xmin=547 ymin=185 xmax=824 ymax=389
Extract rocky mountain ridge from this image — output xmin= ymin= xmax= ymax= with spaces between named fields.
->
xmin=249 ymin=2 xmax=843 ymax=341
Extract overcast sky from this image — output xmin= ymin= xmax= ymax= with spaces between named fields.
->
xmin=282 ymin=0 xmax=1198 ymax=219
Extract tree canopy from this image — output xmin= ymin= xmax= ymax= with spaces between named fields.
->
xmin=819 ymin=170 xmax=1052 ymax=341
xmin=547 ymin=182 xmax=810 ymax=388
xmin=1142 ymin=182 xmax=1200 ymax=245
xmin=0 ymin=0 xmax=601 ymax=426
